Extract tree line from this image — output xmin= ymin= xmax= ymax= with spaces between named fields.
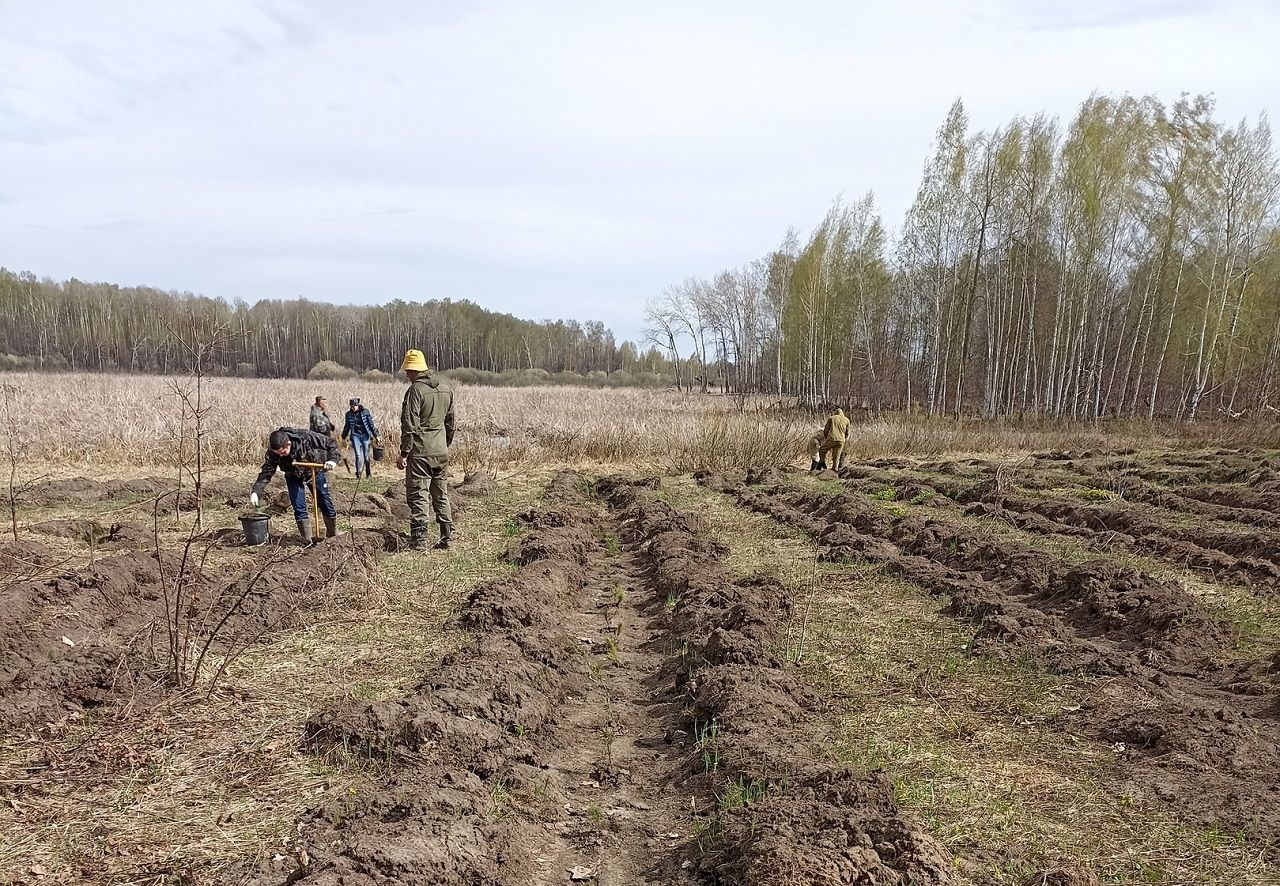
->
xmin=647 ymin=93 xmax=1280 ymax=420
xmin=0 ymin=269 xmax=674 ymax=381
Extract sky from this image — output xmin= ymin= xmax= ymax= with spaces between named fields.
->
xmin=1 ymin=1 xmax=1277 ymax=344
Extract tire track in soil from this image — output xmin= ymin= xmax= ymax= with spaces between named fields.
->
xmin=698 ymin=470 xmax=1280 ymax=854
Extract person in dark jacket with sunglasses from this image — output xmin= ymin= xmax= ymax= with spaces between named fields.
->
xmin=250 ymin=427 xmax=339 ymax=545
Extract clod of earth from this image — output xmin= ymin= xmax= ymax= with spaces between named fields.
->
xmin=0 ymin=535 xmax=382 ymax=728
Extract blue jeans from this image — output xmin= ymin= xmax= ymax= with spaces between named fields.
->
xmin=349 ymin=434 xmax=372 ymax=474
xmin=285 ymin=471 xmax=336 ymax=522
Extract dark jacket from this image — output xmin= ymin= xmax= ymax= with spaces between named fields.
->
xmin=342 ymin=407 xmax=378 ymax=440
xmin=310 ymin=405 xmax=335 ymax=435
xmin=400 ymin=374 xmax=454 ymax=466
xmin=252 ymin=427 xmax=340 ymax=494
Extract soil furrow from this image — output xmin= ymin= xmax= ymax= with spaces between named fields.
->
xmin=521 ymin=521 xmax=694 ymax=885
xmin=0 ymin=535 xmax=383 ymax=728
xmin=840 ymin=460 xmax=1280 ymax=588
xmin=601 ymin=476 xmax=961 ymax=884
xmin=697 ymin=470 xmax=1280 ymax=853
xmin=261 ymin=474 xmax=696 ymax=886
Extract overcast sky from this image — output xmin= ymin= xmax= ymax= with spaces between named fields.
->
xmin=1 ymin=1 xmax=1277 ymax=343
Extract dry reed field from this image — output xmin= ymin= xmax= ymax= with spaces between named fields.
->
xmin=5 ymin=371 xmax=1280 ymax=473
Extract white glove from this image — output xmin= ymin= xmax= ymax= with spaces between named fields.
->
xmin=249 ymin=492 xmax=260 ymax=508
xmin=324 ymin=460 xmax=337 ymax=471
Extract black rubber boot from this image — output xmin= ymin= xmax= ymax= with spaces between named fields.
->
xmin=408 ymin=524 xmax=428 ymax=551
xmin=810 ymin=459 xmax=822 ymax=472
xmin=323 ymin=515 xmax=338 ymax=539
xmin=296 ymin=519 xmax=315 ymax=547
xmin=434 ymin=522 xmax=453 ymax=550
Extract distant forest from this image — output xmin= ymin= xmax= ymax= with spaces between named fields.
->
xmin=0 ymin=268 xmax=673 ymax=382
xmin=6 ymin=94 xmax=1279 ymax=417
xmin=648 ymin=93 xmax=1280 ymax=420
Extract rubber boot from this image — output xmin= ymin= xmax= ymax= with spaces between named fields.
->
xmin=810 ymin=459 xmax=822 ymax=472
xmin=296 ymin=518 xmax=315 ymax=547
xmin=323 ymin=514 xmax=338 ymax=539
xmin=434 ymin=522 xmax=453 ymax=551
xmin=408 ymin=524 xmax=428 ymax=551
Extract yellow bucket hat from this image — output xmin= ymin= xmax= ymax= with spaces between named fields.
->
xmin=401 ymin=349 xmax=428 ymax=372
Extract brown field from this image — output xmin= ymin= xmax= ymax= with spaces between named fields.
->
xmin=1 ymin=373 xmax=1278 ymax=885
xmin=4 ymin=371 xmax=1280 ymax=470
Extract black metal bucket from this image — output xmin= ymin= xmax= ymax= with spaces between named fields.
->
xmin=240 ymin=513 xmax=270 ymax=546
xmin=373 ymin=446 xmax=387 ymax=462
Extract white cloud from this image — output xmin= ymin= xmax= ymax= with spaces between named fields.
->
xmin=0 ymin=0 xmax=1277 ymax=341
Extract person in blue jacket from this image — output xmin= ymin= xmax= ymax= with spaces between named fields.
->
xmin=341 ymin=397 xmax=380 ymax=479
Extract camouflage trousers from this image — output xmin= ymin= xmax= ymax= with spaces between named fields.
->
xmin=406 ymin=458 xmax=452 ymax=537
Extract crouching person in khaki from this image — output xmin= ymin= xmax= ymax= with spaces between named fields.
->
xmin=819 ymin=407 xmax=850 ymax=471
xmin=396 ymin=349 xmax=455 ymax=550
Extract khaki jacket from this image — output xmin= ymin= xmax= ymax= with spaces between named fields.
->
xmin=823 ymin=409 xmax=850 ymax=444
xmin=401 ymin=374 xmax=454 ymax=466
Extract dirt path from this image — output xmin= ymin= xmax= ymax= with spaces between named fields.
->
xmin=528 ymin=541 xmax=694 ymax=885
xmin=264 ymin=474 xmax=702 ymax=886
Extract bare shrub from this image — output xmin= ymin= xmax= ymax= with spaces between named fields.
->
xmin=307 ymin=360 xmax=358 ymax=381
xmin=0 ymin=353 xmax=35 ymax=371
xmin=0 ymin=382 xmax=45 ymax=541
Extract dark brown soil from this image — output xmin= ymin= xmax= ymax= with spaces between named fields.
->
xmin=0 ymin=534 xmax=381 ymax=728
xmin=453 ymin=470 xmax=497 ymax=497
xmin=267 ymin=473 xmax=699 ymax=886
xmin=25 ymin=476 xmax=247 ymax=509
xmin=968 ymin=492 xmax=1280 ymax=587
xmin=29 ymin=518 xmax=151 ymax=550
xmin=702 ymin=471 xmax=1280 ymax=851
xmin=603 ymin=477 xmax=956 ymax=884
xmin=255 ymin=473 xmax=961 ymax=885
xmin=344 ymin=491 xmax=412 ymax=519
xmin=837 ymin=453 xmax=1280 ymax=590
xmin=0 ymin=539 xmax=55 ymax=572
xmin=1021 ymin=868 xmax=1099 ymax=886
xmin=1023 ymin=449 xmax=1280 ymax=529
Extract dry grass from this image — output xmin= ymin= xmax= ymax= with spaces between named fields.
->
xmin=4 ymin=372 xmax=1279 ymax=474
xmin=662 ymin=476 xmax=1276 ymax=886
xmin=0 ymin=466 xmax=548 ymax=884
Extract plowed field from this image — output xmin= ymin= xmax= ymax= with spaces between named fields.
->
xmin=1 ymin=450 xmax=1276 ymax=885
